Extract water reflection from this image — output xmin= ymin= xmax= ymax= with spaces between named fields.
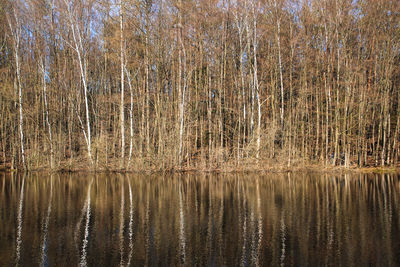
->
xmin=179 ymin=183 xmax=186 ymax=265
xmin=119 ymin=176 xmax=125 ymax=267
xmin=0 ymin=172 xmax=399 ymax=266
xmin=126 ymin=178 xmax=134 ymax=267
xmin=80 ymin=179 xmax=93 ymax=267
xmin=40 ymin=175 xmax=52 ymax=267
xmin=15 ymin=174 xmax=25 ymax=266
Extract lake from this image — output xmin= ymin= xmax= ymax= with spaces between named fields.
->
xmin=1 ymin=172 xmax=399 ymax=266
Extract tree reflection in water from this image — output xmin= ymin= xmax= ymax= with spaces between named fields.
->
xmin=15 ymin=173 xmax=25 ymax=266
xmin=0 ymin=172 xmax=399 ymax=266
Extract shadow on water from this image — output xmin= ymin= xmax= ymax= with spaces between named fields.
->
xmin=0 ymin=172 xmax=399 ymax=266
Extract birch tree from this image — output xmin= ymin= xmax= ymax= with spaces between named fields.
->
xmin=124 ymin=66 xmax=136 ymax=167
xmin=39 ymin=56 xmax=54 ymax=169
xmin=273 ymin=0 xmax=285 ymax=127
xmin=7 ymin=5 xmax=26 ymax=169
xmin=120 ymin=0 xmax=125 ymax=166
xmin=251 ymin=2 xmax=262 ymax=159
xmin=177 ymin=0 xmax=187 ymax=166
xmin=63 ymin=0 xmax=93 ymax=164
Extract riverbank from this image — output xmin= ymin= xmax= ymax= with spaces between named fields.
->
xmin=2 ymin=157 xmax=399 ymax=175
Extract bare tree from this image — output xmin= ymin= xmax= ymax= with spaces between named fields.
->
xmin=7 ymin=5 xmax=26 ymax=169
xmin=120 ymin=0 xmax=126 ymax=167
xmin=63 ymin=0 xmax=93 ymax=164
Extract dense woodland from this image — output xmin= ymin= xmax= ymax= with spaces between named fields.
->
xmin=0 ymin=0 xmax=399 ymax=171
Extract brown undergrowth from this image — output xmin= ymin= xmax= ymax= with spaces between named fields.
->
xmin=2 ymin=155 xmax=399 ymax=175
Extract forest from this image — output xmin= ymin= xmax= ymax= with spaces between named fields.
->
xmin=0 ymin=0 xmax=399 ymax=171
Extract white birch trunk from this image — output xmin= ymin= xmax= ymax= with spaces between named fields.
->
xmin=244 ymin=2 xmax=255 ymax=135
xmin=8 ymin=9 xmax=26 ymax=169
xmin=252 ymin=4 xmax=261 ymax=159
xmin=233 ymin=6 xmax=246 ymax=160
xmin=273 ymin=0 xmax=284 ymax=126
xmin=64 ymin=1 xmax=92 ymax=163
xmin=178 ymin=1 xmax=186 ymax=166
xmin=16 ymin=44 xmax=25 ymax=169
xmin=124 ymin=67 xmax=135 ymax=168
xmin=40 ymin=58 xmax=54 ymax=169
xmin=120 ymin=1 xmax=125 ymax=166
xmin=277 ymin=21 xmax=284 ymax=125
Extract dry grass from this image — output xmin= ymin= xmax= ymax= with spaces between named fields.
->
xmin=3 ymin=143 xmax=399 ymax=174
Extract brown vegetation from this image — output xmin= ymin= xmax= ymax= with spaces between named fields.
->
xmin=0 ymin=0 xmax=400 ymax=171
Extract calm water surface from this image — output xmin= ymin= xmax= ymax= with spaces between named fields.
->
xmin=0 ymin=172 xmax=399 ymax=266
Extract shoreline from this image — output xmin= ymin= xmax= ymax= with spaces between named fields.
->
xmin=1 ymin=163 xmax=399 ymax=175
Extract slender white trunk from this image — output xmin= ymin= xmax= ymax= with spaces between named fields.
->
xmin=234 ymin=8 xmax=246 ymax=160
xmin=16 ymin=47 xmax=25 ymax=169
xmin=244 ymin=6 xmax=255 ymax=135
xmin=8 ymin=10 xmax=26 ymax=169
xmin=120 ymin=1 xmax=125 ymax=165
xmin=252 ymin=5 xmax=261 ymax=159
xmin=239 ymin=29 xmax=246 ymax=130
xmin=257 ymin=96 xmax=261 ymax=159
xmin=274 ymin=0 xmax=284 ymax=125
xmin=333 ymin=23 xmax=341 ymax=165
xmin=277 ymin=20 xmax=284 ymax=125
xmin=125 ymin=67 xmax=135 ymax=167
xmin=65 ymin=1 xmax=92 ymax=163
xmin=178 ymin=2 xmax=186 ymax=166
xmin=40 ymin=58 xmax=54 ymax=169
xmin=178 ymin=65 xmax=186 ymax=167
